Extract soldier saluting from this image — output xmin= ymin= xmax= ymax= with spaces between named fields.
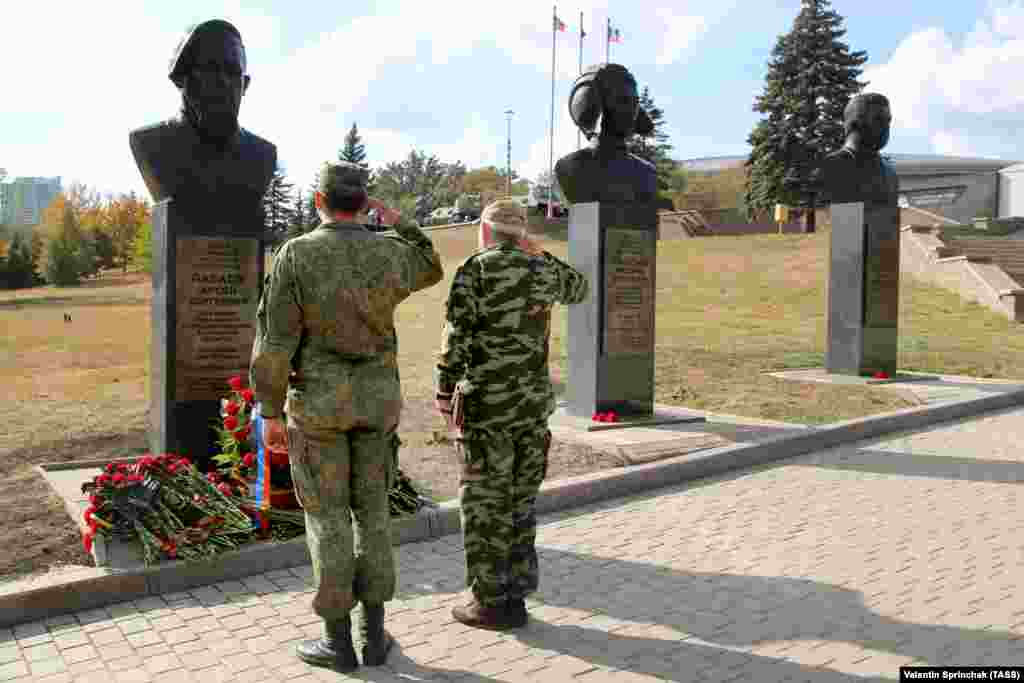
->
xmin=435 ymin=199 xmax=589 ymax=630
xmin=250 ymin=161 xmax=443 ymax=672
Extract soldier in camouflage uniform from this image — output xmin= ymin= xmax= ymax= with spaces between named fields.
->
xmin=250 ymin=161 xmax=443 ymax=671
xmin=435 ymin=199 xmax=588 ymax=630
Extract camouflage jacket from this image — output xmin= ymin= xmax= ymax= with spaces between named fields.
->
xmin=435 ymin=239 xmax=588 ymax=434
xmin=250 ymin=220 xmax=443 ymax=432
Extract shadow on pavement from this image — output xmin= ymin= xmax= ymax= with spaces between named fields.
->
xmin=505 ymin=546 xmax=1023 ymax=681
xmin=806 ymin=448 xmax=1024 ymax=483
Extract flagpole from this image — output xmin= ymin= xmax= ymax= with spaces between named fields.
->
xmin=548 ymin=4 xmax=557 ymax=220
xmin=606 ymin=17 xmax=610 ymax=63
xmin=577 ymin=11 xmax=583 ymax=150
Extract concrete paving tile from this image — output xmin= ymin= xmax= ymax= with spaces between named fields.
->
xmin=27 ymin=656 xmax=67 ymax=677
xmin=70 ymin=670 xmax=113 ymax=683
xmin=22 ymin=642 xmax=59 ymax=661
xmin=106 ymin=654 xmax=145 ymax=672
xmin=66 ymin=657 xmax=106 ymax=675
xmin=112 ymin=667 xmax=153 ymax=682
xmin=116 ymin=618 xmax=151 ymax=636
xmin=159 ymin=627 xmax=197 ymax=645
xmin=0 ymin=648 xmax=17 ymax=666
xmin=89 ymin=627 xmax=126 ymax=646
xmin=124 ymin=629 xmax=162 ymax=648
xmin=142 ymin=652 xmax=181 ymax=675
xmin=35 ymin=672 xmax=73 ymax=683
xmin=59 ymin=643 xmax=98 ymax=664
xmin=0 ymin=660 xmax=29 ymax=681
xmin=135 ymin=642 xmax=172 ymax=658
xmin=52 ymin=629 xmax=91 ymax=650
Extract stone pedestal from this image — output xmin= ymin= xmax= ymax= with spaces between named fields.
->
xmin=150 ymin=199 xmax=266 ymax=467
xmin=565 ymin=202 xmax=658 ymax=417
xmin=826 ymin=201 xmax=900 ymax=375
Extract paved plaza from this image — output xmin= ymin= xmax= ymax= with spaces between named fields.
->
xmin=2 ymin=406 xmax=1023 ymax=682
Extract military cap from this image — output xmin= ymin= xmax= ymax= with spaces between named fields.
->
xmin=168 ymin=19 xmax=245 ymax=83
xmin=318 ymin=161 xmax=370 ymax=200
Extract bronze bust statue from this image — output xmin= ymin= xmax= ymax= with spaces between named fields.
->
xmin=813 ymin=93 xmax=897 ymax=207
xmin=129 ymin=19 xmax=276 ymax=217
xmin=555 ymin=63 xmax=657 ymax=204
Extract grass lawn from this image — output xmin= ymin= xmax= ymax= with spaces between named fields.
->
xmin=3 ymin=225 xmax=1024 ymax=580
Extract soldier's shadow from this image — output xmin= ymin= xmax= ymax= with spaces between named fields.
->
xmin=501 ymin=546 xmax=1024 ymax=681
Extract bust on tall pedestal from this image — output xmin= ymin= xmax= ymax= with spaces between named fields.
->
xmin=129 ymin=19 xmax=277 ymax=468
xmin=813 ymin=93 xmax=902 ymax=377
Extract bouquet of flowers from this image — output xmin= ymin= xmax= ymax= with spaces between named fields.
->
xmin=81 ymin=454 xmax=257 ymax=565
xmin=210 ymin=375 xmax=258 ymax=495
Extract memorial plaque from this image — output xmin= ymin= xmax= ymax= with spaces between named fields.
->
xmin=566 ymin=202 xmax=657 ymax=418
xmin=174 ymin=237 xmax=260 ymax=401
xmin=603 ymin=228 xmax=655 ymax=355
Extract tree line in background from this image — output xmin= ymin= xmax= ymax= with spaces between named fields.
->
xmin=0 ymin=185 xmax=150 ymax=289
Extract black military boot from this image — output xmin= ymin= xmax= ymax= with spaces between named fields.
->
xmin=295 ymin=616 xmax=358 ymax=672
xmin=506 ymin=598 xmax=528 ymax=628
xmin=359 ymin=603 xmax=394 ymax=666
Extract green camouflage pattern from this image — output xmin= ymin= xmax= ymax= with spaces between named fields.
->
xmin=288 ymin=424 xmax=398 ymax=618
xmin=250 ymin=219 xmax=442 ymax=618
xmin=436 ymin=231 xmax=588 ymax=606
xmin=435 ymin=240 xmax=589 ymax=434
xmin=458 ymin=424 xmax=550 ymax=607
xmin=251 ymin=220 xmax=443 ymax=426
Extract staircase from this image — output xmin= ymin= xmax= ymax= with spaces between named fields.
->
xmin=901 ymin=225 xmax=1024 ymax=322
xmin=941 ymin=238 xmax=1024 ymax=287
xmin=658 ymin=210 xmax=713 ymax=238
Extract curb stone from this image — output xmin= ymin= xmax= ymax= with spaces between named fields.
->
xmin=2 ymin=384 xmax=1023 ymax=628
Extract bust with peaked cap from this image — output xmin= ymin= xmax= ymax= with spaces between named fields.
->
xmin=554 ymin=63 xmax=657 ymax=205
xmin=128 ymin=19 xmax=276 ymax=219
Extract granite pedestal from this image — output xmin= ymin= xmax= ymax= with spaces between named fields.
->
xmin=826 ymin=201 xmax=900 ymax=376
xmin=565 ymin=202 xmax=660 ymax=418
xmin=150 ymin=199 xmax=266 ymax=467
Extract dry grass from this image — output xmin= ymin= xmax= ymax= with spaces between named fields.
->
xmin=5 ymin=225 xmax=1024 ymax=580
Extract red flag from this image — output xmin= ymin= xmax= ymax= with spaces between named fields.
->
xmin=554 ymin=15 xmax=566 ymax=32
xmin=608 ymin=26 xmax=622 ymax=43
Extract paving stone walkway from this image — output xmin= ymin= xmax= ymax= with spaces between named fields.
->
xmin=3 ymin=406 xmax=1024 ymax=682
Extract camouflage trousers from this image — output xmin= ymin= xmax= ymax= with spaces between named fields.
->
xmin=287 ymin=423 xmax=399 ymax=620
xmin=457 ymin=423 xmax=551 ymax=607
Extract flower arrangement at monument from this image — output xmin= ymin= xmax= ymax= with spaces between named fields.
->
xmin=80 ymin=454 xmax=257 ymax=565
xmin=209 ymin=375 xmax=262 ymax=497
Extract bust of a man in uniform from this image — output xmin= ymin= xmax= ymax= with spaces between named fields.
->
xmin=129 ymin=19 xmax=276 ymax=218
xmin=554 ymin=63 xmax=657 ymax=205
xmin=813 ymin=93 xmax=897 ymax=207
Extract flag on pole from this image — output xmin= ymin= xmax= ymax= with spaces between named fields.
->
xmin=608 ymin=25 xmax=622 ymax=43
xmin=581 ymin=24 xmax=586 ymax=38
xmin=554 ymin=15 xmax=567 ymax=31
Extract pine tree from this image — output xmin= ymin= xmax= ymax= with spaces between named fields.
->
xmin=285 ymin=189 xmax=311 ymax=243
xmin=262 ymin=166 xmax=295 ymax=245
xmin=46 ymin=205 xmax=89 ymax=286
xmin=339 ymin=123 xmax=368 ymax=167
xmin=744 ymin=0 xmax=868 ymax=221
xmin=628 ymin=86 xmax=676 ymax=196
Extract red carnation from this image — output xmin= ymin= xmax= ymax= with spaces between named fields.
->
xmin=88 ymin=494 xmax=103 ymax=507
xmin=872 ymin=371 xmax=890 ymax=379
xmin=177 ymin=458 xmax=191 ymax=469
xmin=228 ymin=376 xmax=244 ymax=391
xmin=242 ymin=452 xmax=256 ymax=468
xmin=104 ymin=463 xmax=117 ymax=474
xmin=234 ymin=425 xmax=251 ymax=442
xmin=112 ymin=473 xmax=127 ymax=486
xmin=83 ymin=506 xmax=96 ymax=524
xmin=206 ymin=472 xmax=221 ymax=484
xmin=96 ymin=474 xmax=111 ymax=486
xmin=217 ymin=482 xmax=233 ymax=496
xmin=224 ymin=415 xmax=239 ymax=431
xmin=166 ymin=462 xmax=178 ymax=475
xmin=240 ymin=389 xmax=254 ymax=404
xmin=225 ymin=401 xmax=240 ymax=416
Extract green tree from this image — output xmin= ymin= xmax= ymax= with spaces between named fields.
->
xmin=339 ymin=123 xmax=368 ymax=167
xmin=0 ymin=233 xmax=34 ymax=289
xmin=263 ymin=166 xmax=295 ymax=244
xmin=132 ymin=220 xmax=153 ymax=273
xmin=744 ymin=0 xmax=868 ymax=220
xmin=628 ymin=86 xmax=676 ymax=196
xmin=29 ymin=229 xmax=45 ymax=285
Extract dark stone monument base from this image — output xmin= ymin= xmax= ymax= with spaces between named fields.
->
xmin=149 ymin=199 xmax=265 ymax=470
xmin=826 ymin=202 xmax=900 ymax=376
xmin=566 ymin=202 xmax=658 ymax=418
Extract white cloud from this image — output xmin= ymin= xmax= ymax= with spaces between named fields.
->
xmin=654 ymin=9 xmax=708 ymax=66
xmin=862 ymin=1 xmax=1024 ymax=157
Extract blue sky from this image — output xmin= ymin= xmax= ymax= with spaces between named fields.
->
xmin=2 ymin=0 xmax=1022 ymax=200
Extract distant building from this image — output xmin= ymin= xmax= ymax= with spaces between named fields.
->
xmin=0 ymin=176 xmax=62 ymax=226
xmin=678 ymin=154 xmax=1020 ymax=224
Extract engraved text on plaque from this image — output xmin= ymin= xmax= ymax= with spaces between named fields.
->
xmin=603 ymin=228 xmax=655 ymax=355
